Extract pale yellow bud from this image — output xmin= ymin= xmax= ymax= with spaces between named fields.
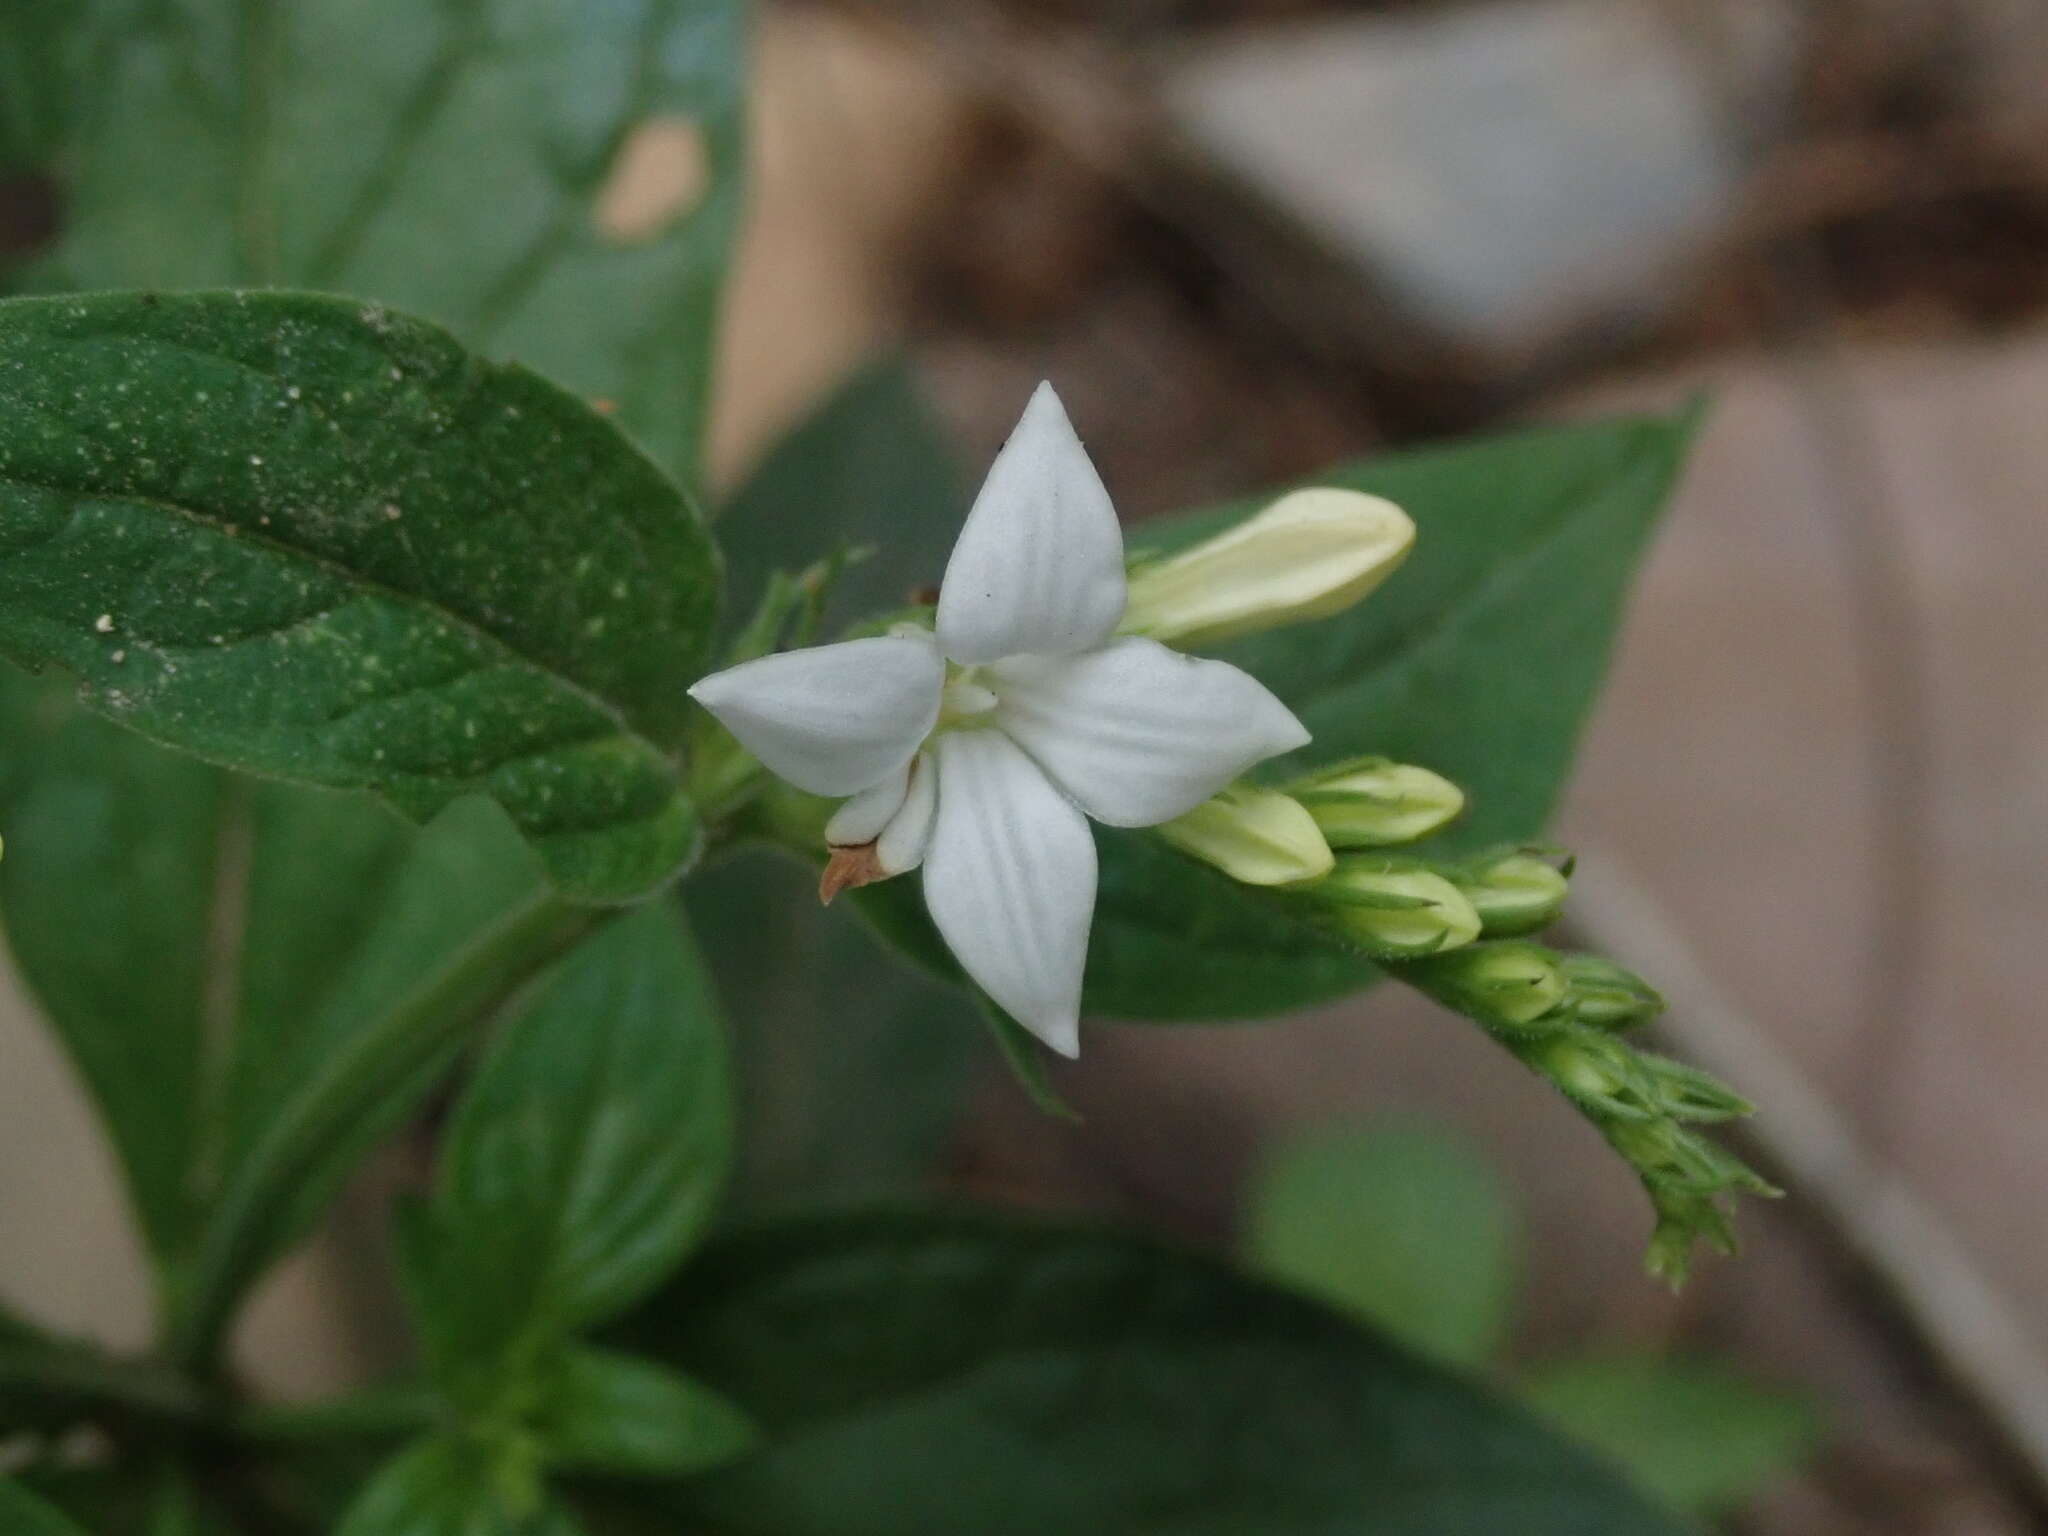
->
xmin=1452 ymin=850 xmax=1569 ymax=936
xmin=1291 ymin=757 xmax=1465 ymax=848
xmin=1121 ymin=488 xmax=1416 ymax=647
xmin=1406 ymin=940 xmax=1569 ymax=1026
xmin=1316 ymin=858 xmax=1481 ymax=959
xmin=1157 ymin=786 xmax=1334 ymax=887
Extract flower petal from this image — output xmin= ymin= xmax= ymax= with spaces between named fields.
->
xmin=923 ymin=729 xmax=1096 ymax=1057
xmin=878 ymin=750 xmax=938 ymax=875
xmin=935 ymin=382 xmax=1127 ymax=664
xmin=990 ymin=635 xmax=1310 ymax=827
xmin=825 ymin=766 xmax=911 ymax=847
xmin=687 ymin=634 xmax=942 ymax=797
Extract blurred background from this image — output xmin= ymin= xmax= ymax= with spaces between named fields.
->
xmin=4 ymin=0 xmax=2046 ymax=1530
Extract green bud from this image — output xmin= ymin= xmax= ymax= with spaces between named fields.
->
xmin=1640 ymin=1053 xmax=1755 ymax=1123
xmin=1559 ymin=955 xmax=1665 ymax=1030
xmin=1530 ymin=1031 xmax=1654 ymax=1113
xmin=1401 ymin=939 xmax=1568 ymax=1026
xmin=1157 ymin=785 xmax=1334 ymax=887
xmin=1289 ymin=757 xmax=1465 ymax=847
xmin=1121 ymin=488 xmax=1415 ymax=647
xmin=1449 ymin=848 xmax=1569 ymax=935
xmin=1314 ymin=857 xmax=1481 ymax=958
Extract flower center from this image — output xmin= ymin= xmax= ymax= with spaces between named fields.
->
xmin=937 ymin=667 xmax=999 ymax=730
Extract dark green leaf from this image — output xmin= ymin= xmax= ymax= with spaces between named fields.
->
xmin=1521 ymin=1354 xmax=1822 ymax=1515
xmin=140 ymin=1462 xmax=241 ymax=1536
xmin=687 ymin=848 xmax=980 ymax=1209
xmin=1082 ymin=412 xmax=1694 ymax=1019
xmin=538 ymin=1347 xmax=756 ymax=1480
xmin=716 ymin=359 xmax=964 ymax=632
xmin=0 ymin=666 xmax=546 ymax=1286
xmin=338 ymin=1440 xmax=584 ymax=1536
xmin=219 ymin=793 xmax=548 ymax=1262
xmin=0 ymin=669 xmax=222 ymax=1259
xmin=0 ymin=289 xmax=715 ymax=901
xmin=1244 ymin=1118 xmax=1518 ymax=1368
xmin=412 ymin=906 xmax=732 ymax=1395
xmin=12 ymin=1 xmax=747 ymax=488
xmin=622 ymin=1210 xmax=1690 ymax=1536
xmin=166 ymin=797 xmax=572 ymax=1374
xmin=0 ymin=1482 xmax=91 ymax=1536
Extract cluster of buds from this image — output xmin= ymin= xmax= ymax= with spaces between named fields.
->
xmin=1155 ymin=756 xmax=1770 ymax=1282
xmin=1400 ymin=941 xmax=1776 ymax=1283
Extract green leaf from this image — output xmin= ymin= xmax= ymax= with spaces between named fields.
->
xmin=220 ymin=795 xmax=547 ymax=1258
xmin=410 ymin=906 xmax=732 ymax=1396
xmin=1244 ymin=1118 xmax=1518 ymax=1368
xmin=621 ymin=1210 xmax=1690 ymax=1535
xmin=12 ymin=1 xmax=747 ymax=489
xmin=538 ymin=1346 xmax=756 ymax=1480
xmin=1521 ymin=1354 xmax=1822 ymax=1515
xmin=172 ymin=816 xmax=578 ymax=1369
xmin=338 ymin=1440 xmax=585 ymax=1536
xmin=1089 ymin=411 xmax=1694 ymax=1020
xmin=716 ymin=358 xmax=965 ymax=628
xmin=0 ymin=1482 xmax=91 ymax=1536
xmin=0 ymin=289 xmax=717 ymax=901
xmin=686 ymin=848 xmax=980 ymax=1208
xmin=0 ymin=667 xmax=548 ymax=1296
xmin=0 ymin=669 xmax=223 ymax=1260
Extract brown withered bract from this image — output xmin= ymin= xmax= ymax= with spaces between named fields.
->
xmin=819 ymin=842 xmax=887 ymax=904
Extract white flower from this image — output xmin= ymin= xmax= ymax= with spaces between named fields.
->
xmin=687 ymin=383 xmax=1309 ymax=1057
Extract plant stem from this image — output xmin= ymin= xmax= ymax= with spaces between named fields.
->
xmin=165 ymin=892 xmax=604 ymax=1374
xmin=0 ymin=1333 xmax=209 ymax=1426
xmin=231 ymin=1379 xmax=437 ymax=1445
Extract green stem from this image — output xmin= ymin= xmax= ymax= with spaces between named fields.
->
xmin=232 ymin=1379 xmax=437 ymax=1445
xmin=166 ymin=892 xmax=602 ymax=1373
xmin=0 ymin=1334 xmax=209 ymax=1426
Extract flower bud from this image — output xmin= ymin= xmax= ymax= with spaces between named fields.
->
xmin=1289 ymin=757 xmax=1464 ymax=848
xmin=1313 ymin=856 xmax=1481 ymax=958
xmin=1530 ymin=1032 xmax=1644 ymax=1108
xmin=1641 ymin=1053 xmax=1754 ymax=1123
xmin=1157 ymin=785 xmax=1334 ymax=886
xmin=1449 ymin=848 xmax=1569 ymax=935
xmin=1121 ymin=488 xmax=1416 ymax=647
xmin=1559 ymin=955 xmax=1665 ymax=1030
xmin=1400 ymin=940 xmax=1567 ymax=1027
